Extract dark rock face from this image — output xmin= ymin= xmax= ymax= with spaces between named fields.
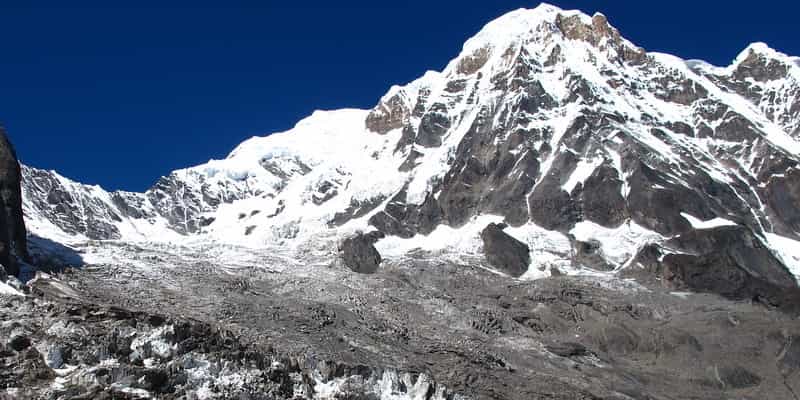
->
xmin=415 ymin=103 xmax=451 ymax=148
xmin=368 ymin=189 xmax=442 ymax=238
xmin=573 ymin=239 xmax=614 ymax=271
xmin=579 ymin=164 xmax=627 ymax=227
xmin=437 ymin=110 xmax=543 ymax=228
xmin=716 ymin=365 xmax=762 ymax=389
xmin=625 ymin=160 xmax=703 ymax=235
xmin=763 ymin=167 xmax=800 ymax=236
xmin=0 ymin=128 xmax=28 ymax=277
xmin=328 ymin=196 xmax=387 ymax=228
xmin=338 ymin=231 xmax=385 ymax=274
xmin=22 ymin=167 xmax=124 ymax=240
xmin=146 ymin=174 xmax=223 ymax=235
xmin=628 ymin=225 xmax=800 ymax=312
xmin=480 ymin=223 xmax=530 ymax=277
xmin=527 ymin=152 xmax=582 ymax=232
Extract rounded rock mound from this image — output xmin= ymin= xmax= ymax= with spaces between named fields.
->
xmin=338 ymin=231 xmax=385 ymax=274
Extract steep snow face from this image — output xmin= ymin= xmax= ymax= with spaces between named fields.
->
xmin=22 ymin=109 xmax=406 ymax=245
xmin=689 ymin=42 xmax=800 ymax=140
xmin=19 ymin=4 xmax=800 ymax=283
xmin=196 ymin=109 xmax=408 ymax=246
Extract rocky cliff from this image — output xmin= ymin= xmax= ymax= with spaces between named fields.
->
xmin=0 ymin=127 xmax=27 ymax=278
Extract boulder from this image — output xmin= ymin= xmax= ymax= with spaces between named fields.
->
xmin=480 ymin=223 xmax=530 ymax=277
xmin=339 ymin=231 xmax=384 ymax=274
xmin=716 ymin=365 xmax=762 ymax=389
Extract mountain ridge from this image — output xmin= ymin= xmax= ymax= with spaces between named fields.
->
xmin=18 ymin=3 xmax=800 ymax=298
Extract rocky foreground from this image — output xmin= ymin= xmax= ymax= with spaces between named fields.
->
xmin=1 ymin=274 xmax=459 ymax=400
xmin=2 ymin=241 xmax=800 ymax=399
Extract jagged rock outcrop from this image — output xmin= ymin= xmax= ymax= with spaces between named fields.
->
xmin=0 ymin=128 xmax=27 ymax=277
xmin=338 ymin=231 xmax=384 ymax=274
xmin=664 ymin=226 xmax=800 ymax=311
xmin=480 ymin=223 xmax=530 ymax=277
xmin=625 ymin=224 xmax=800 ymax=312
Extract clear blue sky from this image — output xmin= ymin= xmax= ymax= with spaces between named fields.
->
xmin=1 ymin=0 xmax=798 ymax=191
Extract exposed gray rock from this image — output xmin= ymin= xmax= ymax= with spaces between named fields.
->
xmin=572 ymin=239 xmax=614 ymax=271
xmin=528 ymin=151 xmax=582 ymax=232
xmin=480 ymin=223 xmax=530 ymax=277
xmin=716 ymin=365 xmax=762 ymax=389
xmin=22 ymin=166 xmax=124 ymax=240
xmin=579 ymin=164 xmax=627 ymax=227
xmin=415 ymin=103 xmax=451 ymax=148
xmin=625 ymin=225 xmax=800 ymax=312
xmin=0 ymin=127 xmax=28 ymax=277
xmin=368 ymin=188 xmax=442 ymax=238
xmin=328 ymin=196 xmax=386 ymax=228
xmin=764 ymin=167 xmax=800 ymax=236
xmin=1 ymin=284 xmax=461 ymax=400
xmin=734 ymin=49 xmax=790 ymax=82
xmin=339 ymin=231 xmax=385 ymax=274
xmin=555 ymin=13 xmax=646 ymax=64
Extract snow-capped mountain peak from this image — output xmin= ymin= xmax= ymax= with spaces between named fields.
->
xmin=20 ymin=4 xmax=800 ymax=288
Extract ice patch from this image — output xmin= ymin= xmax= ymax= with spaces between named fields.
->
xmin=570 ymin=220 xmax=662 ymax=266
xmin=0 ymin=281 xmax=22 ymax=296
xmin=562 ymin=157 xmax=602 ymax=192
xmin=680 ymin=212 xmax=737 ymax=229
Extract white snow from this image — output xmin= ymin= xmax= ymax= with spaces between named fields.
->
xmin=0 ymin=281 xmax=22 ymax=296
xmin=562 ymin=157 xmax=602 ymax=192
xmin=570 ymin=220 xmax=662 ymax=266
xmin=314 ymin=371 xmax=456 ymax=400
xmin=680 ymin=212 xmax=737 ymax=229
xmin=764 ymin=233 xmax=800 ymax=284
xmin=374 ymin=215 xmax=561 ymax=278
xmin=376 ymin=214 xmax=659 ymax=280
xmin=376 ymin=215 xmax=498 ymax=259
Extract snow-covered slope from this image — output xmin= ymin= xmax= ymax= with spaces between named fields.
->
xmin=20 ymin=3 xmax=800 ymax=291
xmin=23 ymin=109 xmax=404 ymax=245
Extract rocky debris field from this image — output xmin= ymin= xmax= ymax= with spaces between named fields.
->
xmin=2 ymin=239 xmax=799 ymax=399
xmin=0 ymin=274 xmax=459 ymax=400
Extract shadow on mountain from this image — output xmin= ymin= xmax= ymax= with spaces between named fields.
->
xmin=23 ymin=235 xmax=85 ymax=281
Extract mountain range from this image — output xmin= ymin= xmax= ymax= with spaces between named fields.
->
xmin=3 ymin=3 xmax=800 ymax=399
